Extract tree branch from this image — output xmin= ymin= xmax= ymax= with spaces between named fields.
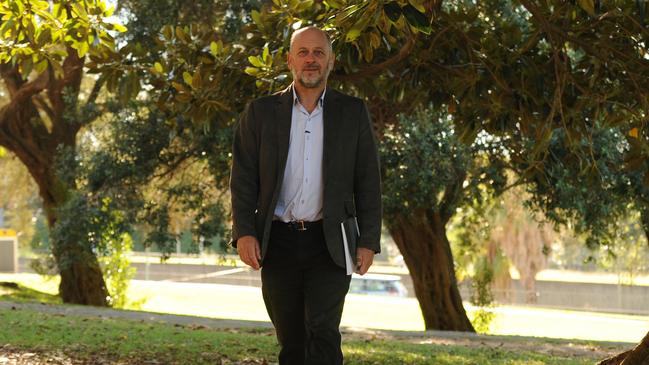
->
xmin=332 ymin=35 xmax=418 ymax=82
xmin=0 ymin=64 xmax=25 ymax=97
xmin=32 ymin=95 xmax=57 ymax=122
xmin=86 ymin=76 xmax=105 ymax=105
xmin=439 ymin=169 xmax=467 ymax=223
xmin=0 ymin=71 xmax=50 ymax=128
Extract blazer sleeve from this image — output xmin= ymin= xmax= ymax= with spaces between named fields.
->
xmin=229 ymin=101 xmax=260 ymax=247
xmin=353 ymin=100 xmax=382 ymax=253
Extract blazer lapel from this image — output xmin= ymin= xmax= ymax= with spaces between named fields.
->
xmin=323 ymin=89 xmax=342 ymax=185
xmin=275 ymin=86 xmax=293 ymax=187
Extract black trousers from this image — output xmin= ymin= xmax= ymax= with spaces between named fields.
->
xmin=261 ymin=221 xmax=351 ymax=365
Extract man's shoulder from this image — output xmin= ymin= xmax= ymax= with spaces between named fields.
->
xmin=247 ymin=86 xmax=291 ymax=108
xmin=326 ymin=88 xmax=364 ymax=107
xmin=248 ymin=94 xmax=280 ymax=108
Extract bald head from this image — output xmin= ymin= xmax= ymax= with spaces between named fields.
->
xmin=290 ymin=26 xmax=332 ymax=53
xmin=287 ymin=26 xmax=335 ymax=89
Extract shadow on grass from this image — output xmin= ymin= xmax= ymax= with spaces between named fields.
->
xmin=0 ymin=281 xmax=60 ymax=304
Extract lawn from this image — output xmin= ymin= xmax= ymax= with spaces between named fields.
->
xmin=1 ymin=273 xmax=647 ymax=344
xmin=0 ymin=279 xmax=630 ymax=365
xmin=0 ymin=305 xmax=621 ymax=365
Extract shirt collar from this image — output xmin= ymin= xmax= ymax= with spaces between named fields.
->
xmin=292 ymin=83 xmax=326 ymax=108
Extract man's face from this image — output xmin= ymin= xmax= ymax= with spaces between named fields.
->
xmin=288 ymin=30 xmax=334 ymax=89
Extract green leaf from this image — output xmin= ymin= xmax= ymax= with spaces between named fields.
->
xmin=162 ymin=25 xmax=173 ymax=41
xmin=578 ymin=0 xmax=595 ymax=16
xmin=325 ymin=0 xmax=344 ymax=9
xmin=171 ymin=81 xmax=187 ymax=92
xmin=35 ymin=27 xmax=52 ymax=46
xmin=77 ymin=41 xmax=89 ymax=58
xmin=104 ymin=6 xmax=115 ymax=17
xmin=248 ymin=55 xmax=263 ymax=67
xmin=34 ymin=8 xmax=56 ymax=23
xmin=183 ymin=71 xmax=193 ymax=86
xmin=33 ymin=0 xmax=50 ymax=10
xmin=154 ymin=62 xmax=163 ymax=73
xmin=72 ymin=3 xmax=88 ymax=20
xmin=402 ymin=4 xmax=431 ymax=34
xmin=210 ymin=41 xmax=222 ymax=56
xmin=0 ymin=19 xmax=16 ymax=39
xmin=111 ymin=23 xmax=127 ymax=33
xmin=262 ymin=46 xmax=270 ymax=64
xmin=251 ymin=10 xmax=262 ymax=27
xmin=192 ymin=70 xmax=202 ymax=89
xmin=383 ymin=2 xmax=401 ymax=23
xmin=346 ymin=14 xmax=372 ymax=42
xmin=407 ymin=0 xmax=426 ymax=13
xmin=245 ymin=67 xmax=259 ymax=76
xmin=176 ymin=26 xmax=190 ymax=43
xmin=345 ymin=28 xmax=361 ymax=42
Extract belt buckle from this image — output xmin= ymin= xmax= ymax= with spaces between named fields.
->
xmin=292 ymin=220 xmax=307 ymax=231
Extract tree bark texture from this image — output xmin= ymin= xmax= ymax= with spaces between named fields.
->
xmin=596 ymin=331 xmax=649 ymax=365
xmin=0 ymin=55 xmax=109 ymax=306
xmin=388 ymin=209 xmax=475 ymax=332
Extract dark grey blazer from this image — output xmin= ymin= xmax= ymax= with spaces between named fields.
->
xmin=229 ymin=85 xmax=382 ymax=269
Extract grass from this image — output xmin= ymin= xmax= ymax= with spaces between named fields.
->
xmin=1 ymin=273 xmax=647 ymax=344
xmin=0 ymin=280 xmax=629 ymax=364
xmin=0 ymin=304 xmax=608 ymax=365
xmin=0 ymin=280 xmax=60 ymax=304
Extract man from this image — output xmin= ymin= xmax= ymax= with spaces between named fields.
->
xmin=230 ymin=26 xmax=382 ymax=365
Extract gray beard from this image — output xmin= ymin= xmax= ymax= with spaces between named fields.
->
xmin=298 ymin=76 xmax=323 ymax=88
xmin=292 ymin=66 xmax=331 ymax=89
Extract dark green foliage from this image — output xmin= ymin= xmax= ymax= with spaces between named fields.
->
xmin=380 ymin=105 xmax=508 ymax=223
xmin=522 ymin=125 xmax=647 ymax=250
xmin=380 ymin=107 xmax=470 ymax=220
xmin=49 ymin=99 xmax=235 ymax=262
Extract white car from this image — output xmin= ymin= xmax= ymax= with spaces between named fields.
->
xmin=348 ymin=273 xmax=408 ymax=297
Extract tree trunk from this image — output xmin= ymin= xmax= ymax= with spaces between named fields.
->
xmin=0 ymin=57 xmax=109 ymax=307
xmin=597 ymin=331 xmax=649 ymax=365
xmin=43 ymin=200 xmax=109 ymax=306
xmin=388 ymin=209 xmax=475 ymax=332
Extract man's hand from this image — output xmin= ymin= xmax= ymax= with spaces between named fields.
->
xmin=237 ymin=235 xmax=261 ymax=270
xmin=355 ymin=247 xmax=375 ymax=275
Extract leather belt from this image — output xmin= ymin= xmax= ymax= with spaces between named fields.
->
xmin=273 ymin=220 xmax=322 ymax=232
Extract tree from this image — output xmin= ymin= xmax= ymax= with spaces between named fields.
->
xmin=0 ymin=0 xmax=130 ymax=305
xmin=380 ymin=106 xmax=509 ymax=331
xmin=97 ymin=0 xmax=649 ymax=359
xmin=140 ymin=0 xmax=649 ymax=335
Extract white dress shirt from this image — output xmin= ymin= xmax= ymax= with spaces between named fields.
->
xmin=273 ymin=85 xmax=326 ymax=222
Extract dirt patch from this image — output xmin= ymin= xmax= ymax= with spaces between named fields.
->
xmin=0 ymin=346 xmax=272 ymax=365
